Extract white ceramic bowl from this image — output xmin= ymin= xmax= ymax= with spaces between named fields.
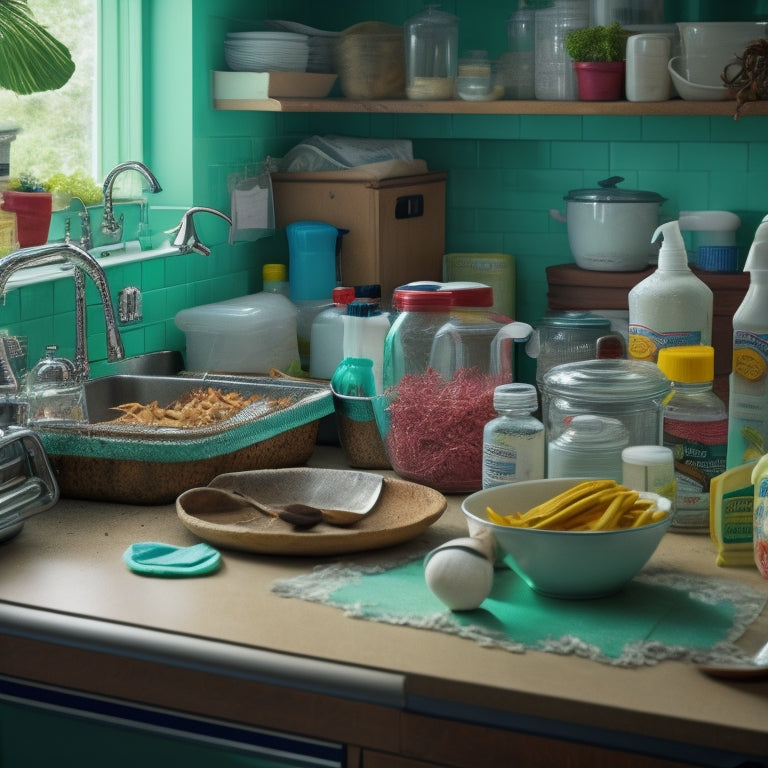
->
xmin=676 ymin=22 xmax=767 ymax=86
xmin=462 ymin=478 xmax=671 ymax=599
xmin=668 ymin=57 xmax=733 ymax=101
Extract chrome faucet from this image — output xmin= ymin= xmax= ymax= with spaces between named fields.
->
xmin=167 ymin=207 xmax=233 ymax=256
xmin=100 ymin=161 xmax=162 ymax=246
xmin=0 ymin=243 xmax=125 ymax=381
xmin=64 ymin=197 xmax=93 ymax=251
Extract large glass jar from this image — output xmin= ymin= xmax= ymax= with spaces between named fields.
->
xmin=534 ymin=0 xmax=589 ymax=100
xmin=378 ymin=286 xmax=532 ymax=493
xmin=541 ymin=359 xmax=671 ymax=448
xmin=404 ymin=5 xmax=459 ymax=100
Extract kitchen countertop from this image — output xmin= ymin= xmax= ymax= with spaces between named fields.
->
xmin=0 ymin=445 xmax=766 ymax=764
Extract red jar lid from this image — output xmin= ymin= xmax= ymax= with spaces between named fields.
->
xmin=392 ymin=289 xmax=453 ymax=312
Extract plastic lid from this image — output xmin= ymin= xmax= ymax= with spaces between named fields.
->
xmin=493 ymin=382 xmax=538 ymax=412
xmin=536 ymin=311 xmax=611 ymax=329
xmin=27 ymin=345 xmax=76 ymax=389
xmin=392 ymin=289 xmax=454 ymax=312
xmin=175 ymin=292 xmax=296 ymax=333
xmin=393 ymin=281 xmax=493 ymax=308
xmin=542 ymin=359 xmax=671 ymax=401
xmin=622 ymin=445 xmax=674 ymax=466
xmin=656 ymin=345 xmax=715 ymax=383
xmin=564 ymin=176 xmax=666 ymax=204
xmin=262 ymin=263 xmax=287 ymax=282
xmin=553 ymin=415 xmax=629 ymax=450
xmin=696 ymin=245 xmax=739 ymax=272
xmin=346 ymin=300 xmax=381 ymax=317
xmin=333 ymin=286 xmax=356 ymax=305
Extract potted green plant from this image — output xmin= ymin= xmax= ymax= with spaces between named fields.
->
xmin=1 ymin=174 xmax=52 ymax=247
xmin=565 ymin=22 xmax=629 ymax=101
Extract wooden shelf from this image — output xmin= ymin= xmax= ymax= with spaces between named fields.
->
xmin=213 ymin=96 xmax=767 ymax=117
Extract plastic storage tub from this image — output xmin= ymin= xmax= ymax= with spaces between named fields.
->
xmin=175 ymin=292 xmax=299 ymax=374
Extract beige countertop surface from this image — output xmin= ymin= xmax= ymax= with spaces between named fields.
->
xmin=0 ymin=445 xmax=766 ymax=760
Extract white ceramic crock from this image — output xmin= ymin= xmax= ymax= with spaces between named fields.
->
xmin=551 ymin=176 xmax=666 ymax=271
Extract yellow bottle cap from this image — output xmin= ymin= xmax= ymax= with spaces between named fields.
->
xmin=656 ymin=345 xmax=714 ymax=383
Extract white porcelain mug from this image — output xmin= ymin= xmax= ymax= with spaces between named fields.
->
xmin=626 ymin=33 xmax=672 ymax=102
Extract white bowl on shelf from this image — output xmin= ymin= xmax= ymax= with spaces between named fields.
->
xmin=676 ymin=21 xmax=767 ymax=87
xmin=668 ymin=57 xmax=734 ymax=101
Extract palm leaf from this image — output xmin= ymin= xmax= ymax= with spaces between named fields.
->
xmin=0 ymin=0 xmax=75 ymax=94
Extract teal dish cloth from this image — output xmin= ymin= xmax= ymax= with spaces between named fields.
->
xmin=123 ymin=541 xmax=221 ymax=577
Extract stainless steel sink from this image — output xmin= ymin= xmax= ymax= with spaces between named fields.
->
xmin=104 ymin=349 xmax=184 ymax=377
xmin=34 ymin=372 xmax=333 ymax=504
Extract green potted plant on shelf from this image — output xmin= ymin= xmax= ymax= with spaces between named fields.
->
xmin=565 ymin=22 xmax=629 ymax=101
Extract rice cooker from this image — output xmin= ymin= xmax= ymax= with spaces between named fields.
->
xmin=552 ymin=176 xmax=667 ymax=272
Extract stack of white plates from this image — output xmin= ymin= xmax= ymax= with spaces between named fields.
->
xmin=225 ymin=31 xmax=309 ymax=73
xmin=266 ymin=20 xmax=339 ymax=73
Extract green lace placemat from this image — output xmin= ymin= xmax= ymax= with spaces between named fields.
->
xmin=273 ymin=557 xmax=766 ymax=667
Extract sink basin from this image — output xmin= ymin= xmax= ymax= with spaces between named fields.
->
xmin=105 ymin=349 xmax=184 ymax=377
xmin=35 ymin=373 xmax=333 ymax=504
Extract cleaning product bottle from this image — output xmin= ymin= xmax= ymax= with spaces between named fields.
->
xmin=726 ymin=214 xmax=768 ymax=470
xmin=309 ymin=286 xmax=355 ymax=381
xmin=656 ymin=345 xmax=728 ymax=533
xmin=628 ymin=219 xmax=713 ymax=363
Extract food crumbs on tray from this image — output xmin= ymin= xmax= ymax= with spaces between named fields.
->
xmin=105 ymin=387 xmax=291 ymax=428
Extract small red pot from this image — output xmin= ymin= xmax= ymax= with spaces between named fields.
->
xmin=573 ymin=61 xmax=626 ymax=101
xmin=1 ymin=190 xmax=53 ymax=247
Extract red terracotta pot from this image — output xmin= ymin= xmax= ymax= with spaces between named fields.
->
xmin=573 ymin=61 xmax=626 ymax=101
xmin=1 ymin=190 xmax=53 ymax=247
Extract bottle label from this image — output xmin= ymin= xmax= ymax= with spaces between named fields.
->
xmin=732 ymin=329 xmax=768 ymax=383
xmin=727 ymin=331 xmax=768 ymax=468
xmin=627 ymin=326 xmax=701 ymax=362
xmin=664 ymin=416 xmax=728 ymax=524
xmin=755 ymin=477 xmax=768 ymax=577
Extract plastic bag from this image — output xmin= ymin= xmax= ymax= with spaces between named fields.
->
xmin=278 ymin=135 xmax=414 ymax=173
xmin=228 ymin=160 xmax=276 ymax=243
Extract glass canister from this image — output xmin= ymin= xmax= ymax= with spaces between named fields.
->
xmin=502 ymin=8 xmax=536 ymax=99
xmin=526 ymin=311 xmax=616 ymax=389
xmin=534 ymin=0 xmax=589 ymax=100
xmin=404 ymin=5 xmax=459 ymax=100
xmin=25 ymin=345 xmax=88 ymax=426
xmin=541 ymin=359 xmax=671 ymax=448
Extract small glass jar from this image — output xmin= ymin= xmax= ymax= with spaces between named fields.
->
xmin=25 ymin=345 xmax=87 ymax=426
xmin=502 ymin=9 xmax=535 ymax=99
xmin=457 ymin=51 xmax=493 ymax=101
xmin=404 ymin=5 xmax=459 ymax=100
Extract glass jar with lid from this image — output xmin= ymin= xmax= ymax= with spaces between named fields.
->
xmin=541 ymin=358 xmax=671 ymax=448
xmin=25 ymin=345 xmax=88 ymax=426
xmin=404 ymin=5 xmax=459 ymax=100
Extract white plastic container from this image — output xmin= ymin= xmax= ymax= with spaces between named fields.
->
xmin=727 ymin=214 xmax=768 ymax=470
xmin=628 ymin=219 xmax=713 ymax=363
xmin=175 ymin=292 xmax=299 ymax=374
xmin=309 ymin=286 xmax=355 ymax=381
xmin=342 ymin=301 xmax=390 ymax=395
xmin=626 ymin=33 xmax=672 ymax=102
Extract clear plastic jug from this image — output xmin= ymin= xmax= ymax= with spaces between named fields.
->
xmin=377 ymin=285 xmax=532 ymax=493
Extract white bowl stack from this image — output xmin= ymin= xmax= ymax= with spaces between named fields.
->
xmin=266 ymin=20 xmax=339 ymax=73
xmin=673 ymin=21 xmax=767 ymax=97
xmin=224 ymin=31 xmax=310 ymax=72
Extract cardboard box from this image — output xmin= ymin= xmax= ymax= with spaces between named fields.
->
xmin=271 ymin=171 xmax=447 ymax=302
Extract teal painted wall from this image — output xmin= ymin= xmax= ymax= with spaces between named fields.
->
xmin=2 ymin=0 xmax=768 ymax=385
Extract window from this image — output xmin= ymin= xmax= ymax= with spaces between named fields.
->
xmin=0 ymin=0 xmax=98 ymax=182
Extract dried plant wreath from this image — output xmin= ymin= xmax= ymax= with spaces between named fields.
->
xmin=722 ymin=39 xmax=768 ymax=120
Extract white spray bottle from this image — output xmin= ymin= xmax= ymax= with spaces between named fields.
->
xmin=628 ymin=219 xmax=713 ymax=362
xmin=726 ymin=214 xmax=768 ymax=469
